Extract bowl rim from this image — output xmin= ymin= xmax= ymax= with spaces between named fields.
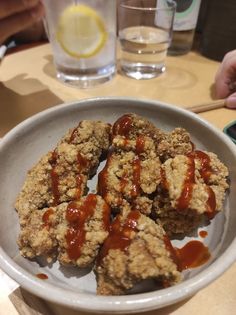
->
xmin=0 ymin=96 xmax=236 ymax=313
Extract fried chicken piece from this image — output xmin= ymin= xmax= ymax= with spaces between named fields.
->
xmin=18 ymin=194 xmax=110 ymax=267
xmin=57 ymin=194 xmax=110 ymax=267
xmin=96 ymin=203 xmax=181 ymax=295
xmin=112 ymin=114 xmax=193 ymax=162
xmin=112 ymin=113 xmax=165 ymax=142
xmin=15 ymin=121 xmax=111 ymax=223
xmin=98 ymin=135 xmax=161 ymax=215
xmin=17 ymin=203 xmax=63 ymax=262
xmin=15 ymin=152 xmax=55 ymax=223
xmin=98 ymin=114 xmax=193 ymax=216
xmin=157 ymin=128 xmax=193 ymax=162
xmin=152 ymin=151 xmax=229 ymax=236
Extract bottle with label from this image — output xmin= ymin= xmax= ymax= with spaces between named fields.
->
xmin=168 ymin=0 xmax=202 ymax=55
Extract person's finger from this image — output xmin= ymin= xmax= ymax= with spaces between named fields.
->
xmin=215 ymin=50 xmax=236 ymax=98
xmin=0 ymin=2 xmax=44 ymax=44
xmin=0 ymin=0 xmax=40 ymax=19
xmin=225 ymin=92 xmax=236 ymax=109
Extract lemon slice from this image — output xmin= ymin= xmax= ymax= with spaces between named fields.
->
xmin=56 ymin=4 xmax=107 ymax=58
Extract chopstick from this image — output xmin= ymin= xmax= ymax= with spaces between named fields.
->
xmin=188 ymin=99 xmax=225 ymax=114
xmin=0 ymin=44 xmax=7 ymax=61
xmin=0 ymin=40 xmax=13 ymax=62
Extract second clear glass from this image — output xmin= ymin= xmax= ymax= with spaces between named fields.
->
xmin=118 ymin=0 xmax=176 ymax=80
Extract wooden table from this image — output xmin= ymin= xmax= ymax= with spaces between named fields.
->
xmin=0 ymin=43 xmax=236 ymax=315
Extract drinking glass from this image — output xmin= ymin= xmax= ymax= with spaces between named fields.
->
xmin=43 ymin=0 xmax=116 ymax=88
xmin=118 ymin=0 xmax=176 ymax=79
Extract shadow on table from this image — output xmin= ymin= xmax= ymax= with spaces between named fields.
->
xmin=43 ymin=55 xmax=56 ymax=80
xmin=0 ymin=74 xmax=62 ymax=137
xmin=9 ymin=286 xmax=193 ymax=315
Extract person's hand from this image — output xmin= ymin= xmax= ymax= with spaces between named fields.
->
xmin=215 ymin=50 xmax=236 ymax=109
xmin=0 ymin=0 xmax=45 ymax=45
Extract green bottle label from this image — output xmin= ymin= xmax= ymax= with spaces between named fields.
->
xmin=174 ymin=0 xmax=201 ymax=30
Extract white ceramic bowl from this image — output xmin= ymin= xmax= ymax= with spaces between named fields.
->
xmin=0 ymin=97 xmax=236 ymax=313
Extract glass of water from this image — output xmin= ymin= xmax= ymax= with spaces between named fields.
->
xmin=43 ymin=0 xmax=116 ymax=88
xmin=118 ymin=0 xmax=176 ymax=80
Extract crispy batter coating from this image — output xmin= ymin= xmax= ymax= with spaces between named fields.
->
xmin=112 ymin=113 xmax=165 ymax=142
xmin=112 ymin=114 xmax=193 ymax=161
xmin=98 ymin=135 xmax=161 ymax=215
xmin=18 ymin=195 xmax=110 ymax=267
xmin=113 ymin=135 xmax=161 ymax=195
xmin=152 ymin=151 xmax=229 ymax=236
xmin=15 ymin=121 xmax=111 ymax=223
xmin=15 ymin=152 xmax=54 ymax=223
xmin=96 ymin=204 xmax=181 ymax=295
xmin=57 ymin=194 xmax=110 ymax=267
xmin=98 ymin=114 xmax=193 ymax=218
xmin=157 ymin=128 xmax=193 ymax=162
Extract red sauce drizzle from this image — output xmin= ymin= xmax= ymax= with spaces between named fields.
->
xmin=199 ymin=230 xmax=208 ymax=238
xmin=175 ymin=151 xmax=216 ymax=215
xmin=160 ymin=168 xmax=168 ymax=190
xmin=175 ymin=240 xmax=211 ymax=270
xmin=102 ymin=202 xmax=111 ymax=231
xmin=50 ymin=151 xmax=60 ymax=206
xmin=69 ymin=127 xmax=78 ymax=143
xmin=135 ymin=136 xmax=145 ymax=154
xmin=76 ymin=152 xmax=88 ymax=199
xmin=76 ymin=175 xmax=84 ymax=199
xmin=163 ymin=236 xmax=180 ymax=269
xmin=68 ymin=124 xmax=88 ymax=200
xmin=120 ymin=136 xmax=144 ymax=199
xmin=123 ymin=138 xmax=129 ymax=148
xmin=65 ymin=194 xmax=97 ymax=260
xmin=42 ymin=208 xmax=54 ymax=228
xmin=191 ymin=151 xmax=216 ymax=218
xmin=98 ymin=133 xmax=144 ymax=203
xmin=194 ymin=150 xmax=212 ymax=183
xmin=164 ymin=237 xmax=211 ymax=271
xmin=69 ymin=123 xmax=82 ymax=143
xmin=97 ymin=210 xmax=140 ymax=265
xmin=120 ymin=176 xmax=128 ymax=194
xmin=177 ymin=155 xmax=195 ymax=210
xmin=77 ymin=152 xmax=87 ymax=170
xmin=112 ymin=114 xmax=132 ymax=137
xmin=36 ymin=273 xmax=48 ymax=280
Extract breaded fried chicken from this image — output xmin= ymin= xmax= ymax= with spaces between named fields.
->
xmin=15 ymin=120 xmax=111 ymax=223
xmin=98 ymin=135 xmax=161 ymax=215
xmin=152 ymin=151 xmax=229 ymax=236
xmin=18 ymin=194 xmax=110 ymax=267
xmin=96 ymin=203 xmax=180 ymax=295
